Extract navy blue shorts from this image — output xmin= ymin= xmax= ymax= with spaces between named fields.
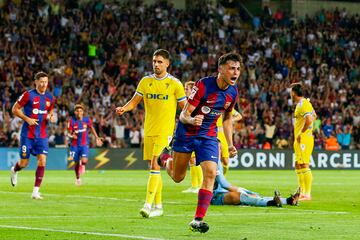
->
xmin=69 ymin=146 xmax=89 ymax=162
xmin=19 ymin=137 xmax=49 ymax=159
xmin=172 ymin=137 xmax=219 ymax=165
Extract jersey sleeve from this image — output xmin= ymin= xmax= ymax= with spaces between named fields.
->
xmin=88 ymin=117 xmax=93 ymax=128
xmin=17 ymin=91 xmax=30 ymax=107
xmin=301 ymin=100 xmax=314 ymax=118
xmin=49 ymin=97 xmax=55 ymax=111
xmin=135 ymin=77 xmax=147 ymax=96
xmin=187 ymin=79 xmax=205 ymax=107
xmin=215 ymin=172 xmax=231 ymax=190
xmin=175 ymin=81 xmax=186 ymax=102
xmin=68 ymin=119 xmax=73 ymax=132
xmin=225 ymin=92 xmax=238 ymax=113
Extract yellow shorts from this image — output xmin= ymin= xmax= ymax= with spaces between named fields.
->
xmin=218 ymin=131 xmax=229 ymax=158
xmin=143 ymin=135 xmax=172 ymax=161
xmin=293 ymin=135 xmax=314 ymax=164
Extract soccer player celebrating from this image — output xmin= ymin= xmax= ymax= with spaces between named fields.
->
xmin=68 ymin=104 xmax=103 ymax=185
xmin=159 ymin=53 xmax=241 ymax=233
xmin=10 ymin=71 xmax=56 ymax=199
xmin=291 ymin=83 xmax=316 ymax=201
xmin=116 ymin=49 xmax=186 ymax=218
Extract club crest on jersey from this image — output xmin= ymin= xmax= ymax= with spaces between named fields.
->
xmin=201 ymin=106 xmax=211 ymax=114
xmin=83 ymin=124 xmax=87 ymax=129
xmin=224 ymin=102 xmax=231 ymax=109
xmin=46 ymin=101 xmax=51 ymax=107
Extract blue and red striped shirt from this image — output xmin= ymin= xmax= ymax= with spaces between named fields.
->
xmin=175 ymin=76 xmax=238 ymax=139
xmin=68 ymin=117 xmax=93 ymax=147
xmin=17 ymin=89 xmax=55 ymax=139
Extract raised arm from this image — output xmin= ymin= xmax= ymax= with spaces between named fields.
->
xmin=116 ymin=94 xmax=143 ymax=116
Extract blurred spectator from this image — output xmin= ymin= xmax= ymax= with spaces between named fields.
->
xmin=325 ymin=133 xmax=340 ymax=151
xmin=337 ymin=125 xmax=352 ymax=150
xmin=0 ymin=1 xmax=358 ymax=150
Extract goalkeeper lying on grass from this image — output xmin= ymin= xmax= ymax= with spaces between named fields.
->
xmin=211 ymin=160 xmax=300 ymax=207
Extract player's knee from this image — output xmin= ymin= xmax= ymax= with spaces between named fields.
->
xmin=204 ymin=168 xmax=217 ymax=179
xmin=19 ymin=160 xmax=29 ymax=168
xmin=172 ymin=173 xmax=185 ymax=183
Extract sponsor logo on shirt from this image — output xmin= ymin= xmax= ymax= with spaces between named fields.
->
xmin=145 ymin=93 xmax=169 ymax=100
xmin=32 ymin=109 xmax=48 ymax=114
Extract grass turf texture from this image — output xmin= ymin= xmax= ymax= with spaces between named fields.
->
xmin=0 ymin=170 xmax=359 ymax=240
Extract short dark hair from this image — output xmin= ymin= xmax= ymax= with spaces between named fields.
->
xmin=153 ymin=49 xmax=170 ymax=60
xmin=291 ymin=83 xmax=303 ymax=97
xmin=34 ymin=71 xmax=48 ymax=80
xmin=218 ymin=53 xmax=242 ymax=67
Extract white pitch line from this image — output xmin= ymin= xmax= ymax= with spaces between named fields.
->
xmin=0 ymin=225 xmax=163 ymax=240
xmin=0 ymin=191 xmax=188 ymax=205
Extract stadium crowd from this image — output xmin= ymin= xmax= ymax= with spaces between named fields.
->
xmin=0 ymin=0 xmax=359 ymax=149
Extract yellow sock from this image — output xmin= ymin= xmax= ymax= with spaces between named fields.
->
xmin=302 ymin=168 xmax=313 ymax=196
xmin=195 ymin=165 xmax=203 ymax=188
xmin=190 ymin=165 xmax=198 ymax=188
xmin=296 ymin=169 xmax=305 ymax=195
xmin=154 ymin=174 xmax=163 ymax=207
xmin=223 ymin=165 xmax=229 ymax=176
xmin=145 ymin=170 xmax=160 ymax=206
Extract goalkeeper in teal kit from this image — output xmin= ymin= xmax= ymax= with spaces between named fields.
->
xmin=211 ymin=161 xmax=300 ymax=207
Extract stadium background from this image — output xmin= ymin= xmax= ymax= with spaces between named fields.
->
xmin=0 ymin=1 xmax=360 ymax=239
xmin=0 ymin=0 xmax=359 ymax=155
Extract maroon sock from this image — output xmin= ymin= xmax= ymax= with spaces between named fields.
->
xmin=195 ymin=189 xmax=213 ymax=220
xmin=14 ymin=162 xmax=23 ymax=172
xmin=34 ymin=166 xmax=45 ymax=187
xmin=75 ymin=162 xmax=80 ymax=179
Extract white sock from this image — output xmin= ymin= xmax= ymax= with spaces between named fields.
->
xmin=155 ymin=204 xmax=162 ymax=209
xmin=33 ymin=187 xmax=40 ymax=194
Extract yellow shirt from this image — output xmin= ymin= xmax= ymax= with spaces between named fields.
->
xmin=293 ymin=98 xmax=315 ymax=137
xmin=216 ymin=109 xmax=240 ymax=128
xmin=136 ymin=73 xmax=186 ymax=136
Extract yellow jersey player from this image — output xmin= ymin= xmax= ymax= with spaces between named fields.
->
xmin=291 ymin=83 xmax=316 ymax=201
xmin=217 ymin=108 xmax=242 ymax=176
xmin=116 ymin=49 xmax=186 ymax=217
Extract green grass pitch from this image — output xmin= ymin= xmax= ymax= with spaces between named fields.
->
xmin=0 ymin=170 xmax=359 ymax=240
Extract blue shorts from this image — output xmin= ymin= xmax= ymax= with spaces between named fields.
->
xmin=172 ymin=137 xmax=219 ymax=165
xmin=69 ymin=146 xmax=89 ymax=162
xmin=19 ymin=137 xmax=49 ymax=159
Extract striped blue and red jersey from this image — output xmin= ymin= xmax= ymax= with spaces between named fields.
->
xmin=68 ymin=117 xmax=93 ymax=147
xmin=17 ymin=89 xmax=55 ymax=139
xmin=175 ymin=76 xmax=238 ymax=139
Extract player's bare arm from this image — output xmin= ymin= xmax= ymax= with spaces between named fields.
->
xmin=48 ymin=109 xmax=56 ymax=123
xmin=232 ymin=111 xmax=242 ymax=122
xmin=223 ymin=111 xmax=237 ymax=157
xmin=12 ymin=102 xmax=38 ymax=126
xmin=91 ymin=126 xmax=103 ymax=147
xmin=116 ymin=94 xmax=143 ymax=116
xmin=297 ymin=114 xmax=314 ymax=143
xmin=179 ymin=102 xmax=203 ymax=126
xmin=178 ymin=99 xmax=186 ymax=110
